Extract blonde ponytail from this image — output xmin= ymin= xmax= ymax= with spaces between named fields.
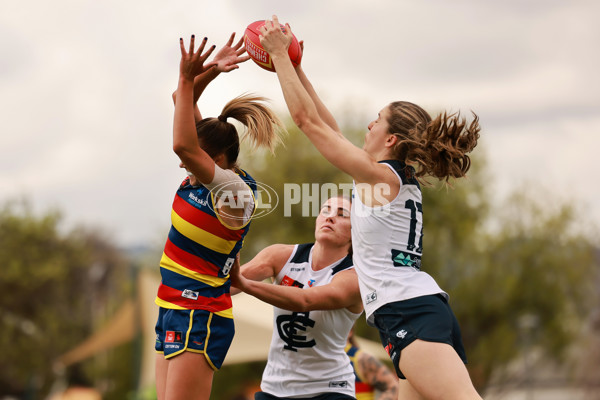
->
xmin=220 ymin=93 xmax=284 ymax=152
xmin=195 ymin=94 xmax=284 ymax=168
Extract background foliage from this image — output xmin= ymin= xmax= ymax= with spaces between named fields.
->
xmin=1 ymin=119 xmax=598 ymax=399
xmin=0 ymin=201 xmax=134 ymax=399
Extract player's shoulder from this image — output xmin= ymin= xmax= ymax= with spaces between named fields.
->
xmin=379 ymin=159 xmax=419 ymax=187
xmin=331 ymin=266 xmax=358 ymax=286
xmin=289 ymin=243 xmax=314 ymax=264
xmin=332 ymin=253 xmax=353 ymax=275
xmin=236 ymin=167 xmax=256 ymax=185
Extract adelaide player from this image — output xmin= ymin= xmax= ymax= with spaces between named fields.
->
xmin=257 ymin=16 xmax=483 ymax=400
xmin=154 ymin=33 xmax=283 ymax=400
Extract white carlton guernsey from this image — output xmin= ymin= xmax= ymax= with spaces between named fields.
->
xmin=260 ymin=243 xmax=360 ymax=398
xmin=351 ymin=160 xmax=447 ymax=325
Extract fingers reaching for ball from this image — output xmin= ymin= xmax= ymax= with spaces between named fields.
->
xmin=211 ymin=32 xmax=251 ymax=73
xmin=244 ymin=18 xmax=302 ymax=72
xmin=178 ymin=35 xmax=217 ymax=81
xmin=259 ymin=16 xmax=293 ymax=57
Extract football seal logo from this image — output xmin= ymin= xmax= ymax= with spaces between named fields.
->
xmin=276 ymin=312 xmax=316 ymax=352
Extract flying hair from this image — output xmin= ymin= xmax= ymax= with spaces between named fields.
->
xmin=220 ymin=93 xmax=284 ymax=152
xmin=195 ymin=93 xmax=285 ymax=168
xmin=387 ymin=101 xmax=481 ymax=184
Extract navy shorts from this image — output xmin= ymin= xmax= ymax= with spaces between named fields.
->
xmin=373 ymin=294 xmax=467 ymax=379
xmin=155 ymin=307 xmax=234 ymax=370
xmin=255 ymin=392 xmax=355 ymax=400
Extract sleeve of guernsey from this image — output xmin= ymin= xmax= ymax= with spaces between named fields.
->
xmin=204 ymin=165 xmax=255 ymax=224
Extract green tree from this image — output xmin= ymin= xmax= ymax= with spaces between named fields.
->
xmin=454 ymin=187 xmax=598 ymax=389
xmin=0 ymin=201 xmax=134 ymax=399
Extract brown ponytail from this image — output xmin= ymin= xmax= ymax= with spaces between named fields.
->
xmin=195 ymin=94 xmax=284 ymax=168
xmin=387 ymin=101 xmax=480 ymax=183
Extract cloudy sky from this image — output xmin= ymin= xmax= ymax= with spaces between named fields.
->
xmin=1 ymin=0 xmax=598 ymax=248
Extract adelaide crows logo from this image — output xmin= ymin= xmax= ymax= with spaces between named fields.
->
xmin=276 ymin=312 xmax=316 ymax=352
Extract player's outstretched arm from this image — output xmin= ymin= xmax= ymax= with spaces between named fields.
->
xmin=172 ymin=32 xmax=250 ymax=122
xmin=229 ymin=244 xmax=293 ymax=295
xmin=232 ymin=255 xmax=362 ymax=312
xmin=294 ymin=41 xmax=341 ymax=133
xmin=260 ymin=16 xmax=389 ymax=186
xmin=172 ymin=35 xmax=218 ymax=184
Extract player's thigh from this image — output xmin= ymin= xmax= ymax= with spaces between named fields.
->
xmin=155 ymin=353 xmax=169 ymax=400
xmin=164 ymin=351 xmax=215 ymax=400
xmin=400 ymin=339 xmax=480 ymax=400
xmin=397 ymin=378 xmax=425 ymax=400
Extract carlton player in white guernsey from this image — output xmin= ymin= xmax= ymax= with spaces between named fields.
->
xmin=351 ymin=160 xmax=446 ymax=324
xmin=231 ymin=196 xmax=363 ymax=400
xmin=260 ymin=15 xmax=483 ymax=400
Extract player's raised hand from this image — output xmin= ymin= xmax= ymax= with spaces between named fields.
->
xmin=259 ymin=15 xmax=293 ymax=56
xmin=179 ymin=35 xmax=217 ymax=81
xmin=212 ymin=32 xmax=251 ymax=73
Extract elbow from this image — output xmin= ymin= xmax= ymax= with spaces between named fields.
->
xmin=172 ymin=142 xmax=192 ymax=160
xmin=282 ymin=292 xmax=313 ymax=312
xmin=172 ymin=142 xmax=185 ymax=156
xmin=294 ymin=295 xmax=316 ymax=312
xmin=294 ymin=115 xmax=323 ymax=138
xmin=290 ymin=109 xmax=313 ymax=131
xmin=294 ymin=304 xmax=312 ymax=313
xmin=297 ymin=302 xmax=311 ymax=312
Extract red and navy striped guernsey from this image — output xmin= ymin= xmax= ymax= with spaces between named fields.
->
xmin=155 ymin=170 xmax=257 ymax=318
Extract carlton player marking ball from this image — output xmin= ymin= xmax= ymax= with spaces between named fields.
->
xmin=244 ymin=20 xmax=302 ymax=72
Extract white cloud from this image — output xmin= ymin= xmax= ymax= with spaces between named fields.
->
xmin=1 ymin=0 xmax=598 ymax=246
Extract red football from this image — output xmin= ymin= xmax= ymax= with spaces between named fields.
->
xmin=244 ymin=20 xmax=302 ymax=72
